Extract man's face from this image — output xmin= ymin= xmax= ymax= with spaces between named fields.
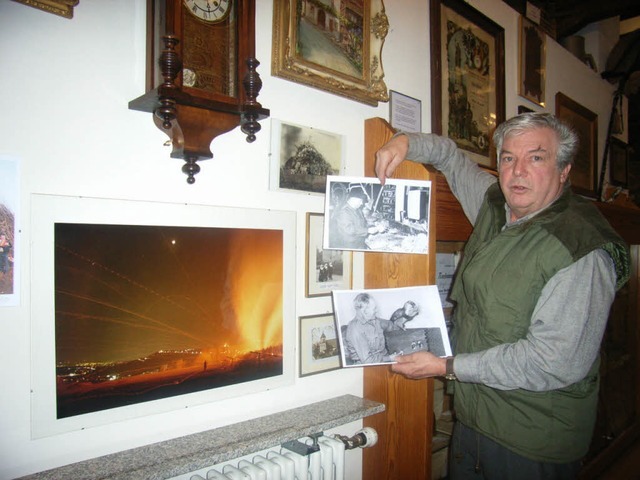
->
xmin=360 ymin=302 xmax=377 ymax=321
xmin=498 ymin=127 xmax=571 ymax=222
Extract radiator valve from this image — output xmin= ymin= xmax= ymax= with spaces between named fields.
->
xmin=334 ymin=427 xmax=378 ymax=449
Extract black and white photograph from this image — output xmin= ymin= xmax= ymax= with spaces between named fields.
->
xmin=306 ymin=213 xmax=352 ymax=297
xmin=270 ymin=119 xmax=344 ymax=194
xmin=332 ymin=286 xmax=451 ymax=367
xmin=323 ymin=175 xmax=431 ymax=254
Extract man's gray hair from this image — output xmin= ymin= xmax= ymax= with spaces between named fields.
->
xmin=492 ymin=113 xmax=578 ymax=171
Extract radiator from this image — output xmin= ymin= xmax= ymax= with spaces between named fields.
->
xmin=185 ymin=429 xmax=377 ymax=480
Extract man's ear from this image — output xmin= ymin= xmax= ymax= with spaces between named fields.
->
xmin=560 ymin=164 xmax=572 ymax=184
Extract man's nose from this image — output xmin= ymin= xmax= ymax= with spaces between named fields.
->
xmin=512 ymin=157 xmax=527 ymax=176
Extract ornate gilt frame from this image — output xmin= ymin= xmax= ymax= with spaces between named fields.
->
xmin=12 ymin=0 xmax=78 ymax=19
xmin=272 ymin=0 xmax=389 ymax=106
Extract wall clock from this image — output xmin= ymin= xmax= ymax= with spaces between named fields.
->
xmin=129 ymin=0 xmax=269 ymax=183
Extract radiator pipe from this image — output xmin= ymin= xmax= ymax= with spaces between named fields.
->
xmin=334 ymin=427 xmax=378 ymax=450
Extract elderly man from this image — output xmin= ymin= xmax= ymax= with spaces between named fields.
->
xmin=375 ymin=113 xmax=630 ymax=480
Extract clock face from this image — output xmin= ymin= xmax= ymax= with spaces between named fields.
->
xmin=183 ymin=0 xmax=231 ymax=23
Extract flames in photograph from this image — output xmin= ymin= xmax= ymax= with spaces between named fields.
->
xmin=54 ymin=223 xmax=283 ymax=418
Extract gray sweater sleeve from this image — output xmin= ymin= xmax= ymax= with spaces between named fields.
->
xmin=403 ymin=132 xmax=496 ymax=224
xmin=454 ymin=249 xmax=617 ymax=391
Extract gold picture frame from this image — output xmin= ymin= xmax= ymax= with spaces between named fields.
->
xmin=429 ymin=0 xmax=505 ymax=169
xmin=272 ymin=0 xmax=389 ymax=106
xmin=11 ymin=0 xmax=78 ymax=19
xmin=518 ymin=16 xmax=546 ymax=107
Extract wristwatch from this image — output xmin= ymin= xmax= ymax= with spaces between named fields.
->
xmin=445 ymin=357 xmax=457 ymax=381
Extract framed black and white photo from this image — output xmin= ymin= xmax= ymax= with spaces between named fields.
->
xmin=299 ymin=313 xmax=341 ymax=377
xmin=270 ymin=119 xmax=344 ymax=195
xmin=332 ymin=286 xmax=451 ymax=367
xmin=306 ymin=213 xmax=352 ymax=297
xmin=323 ymin=175 xmax=431 ymax=254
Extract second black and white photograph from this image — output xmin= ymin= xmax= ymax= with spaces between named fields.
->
xmin=323 ymin=175 xmax=431 ymax=254
xmin=332 ymin=286 xmax=451 ymax=367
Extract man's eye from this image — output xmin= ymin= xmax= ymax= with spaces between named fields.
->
xmin=531 ymin=155 xmax=543 ymax=162
xmin=501 ymin=156 xmax=513 ymax=162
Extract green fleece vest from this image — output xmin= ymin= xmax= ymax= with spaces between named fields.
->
xmin=451 ymin=183 xmax=630 ymax=463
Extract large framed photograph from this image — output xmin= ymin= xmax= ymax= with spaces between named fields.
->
xmin=609 ymin=137 xmax=629 ymax=188
xmin=518 ymin=16 xmax=546 ymax=107
xmin=555 ymin=92 xmax=598 ymax=198
xmin=332 ymin=286 xmax=452 ymax=367
xmin=306 ymin=213 xmax=352 ymax=297
xmin=30 ymin=195 xmax=296 ymax=438
xmin=429 ymin=0 xmax=505 ymax=169
xmin=323 ymin=175 xmax=431 ymax=254
xmin=272 ymin=0 xmax=389 ymax=106
xmin=270 ymin=119 xmax=344 ymax=194
xmin=299 ymin=313 xmax=341 ymax=377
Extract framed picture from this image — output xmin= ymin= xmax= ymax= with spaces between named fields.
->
xmin=609 ymin=137 xmax=629 ymax=187
xmin=323 ymin=175 xmax=432 ymax=254
xmin=30 ymin=195 xmax=296 ymax=438
xmin=299 ymin=313 xmax=341 ymax=376
xmin=389 ymin=90 xmax=422 ymax=133
xmin=555 ymin=92 xmax=598 ymax=198
xmin=0 ymin=155 xmax=20 ymax=307
xmin=429 ymin=0 xmax=505 ymax=169
xmin=518 ymin=105 xmax=534 ymax=115
xmin=306 ymin=213 xmax=352 ymax=297
xmin=270 ymin=119 xmax=344 ymax=194
xmin=12 ymin=0 xmax=78 ymax=19
xmin=518 ymin=16 xmax=546 ymax=107
xmin=272 ymin=0 xmax=389 ymax=106
xmin=332 ymin=286 xmax=452 ymax=367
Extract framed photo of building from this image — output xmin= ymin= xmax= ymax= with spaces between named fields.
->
xmin=299 ymin=313 xmax=341 ymax=377
xmin=306 ymin=213 xmax=352 ymax=297
xmin=429 ymin=0 xmax=505 ymax=169
xmin=272 ymin=0 xmax=389 ymax=106
xmin=555 ymin=92 xmax=598 ymax=198
xmin=518 ymin=16 xmax=546 ymax=107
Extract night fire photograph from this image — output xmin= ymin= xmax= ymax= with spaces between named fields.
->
xmin=54 ymin=222 xmax=284 ymax=419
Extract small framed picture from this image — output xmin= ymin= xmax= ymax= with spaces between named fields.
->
xmin=518 ymin=16 xmax=546 ymax=107
xmin=306 ymin=213 xmax=352 ymax=297
xmin=299 ymin=313 xmax=341 ymax=377
xmin=270 ymin=119 xmax=344 ymax=195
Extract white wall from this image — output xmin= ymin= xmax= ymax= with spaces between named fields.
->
xmin=0 ymin=1 xmax=620 ymax=478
